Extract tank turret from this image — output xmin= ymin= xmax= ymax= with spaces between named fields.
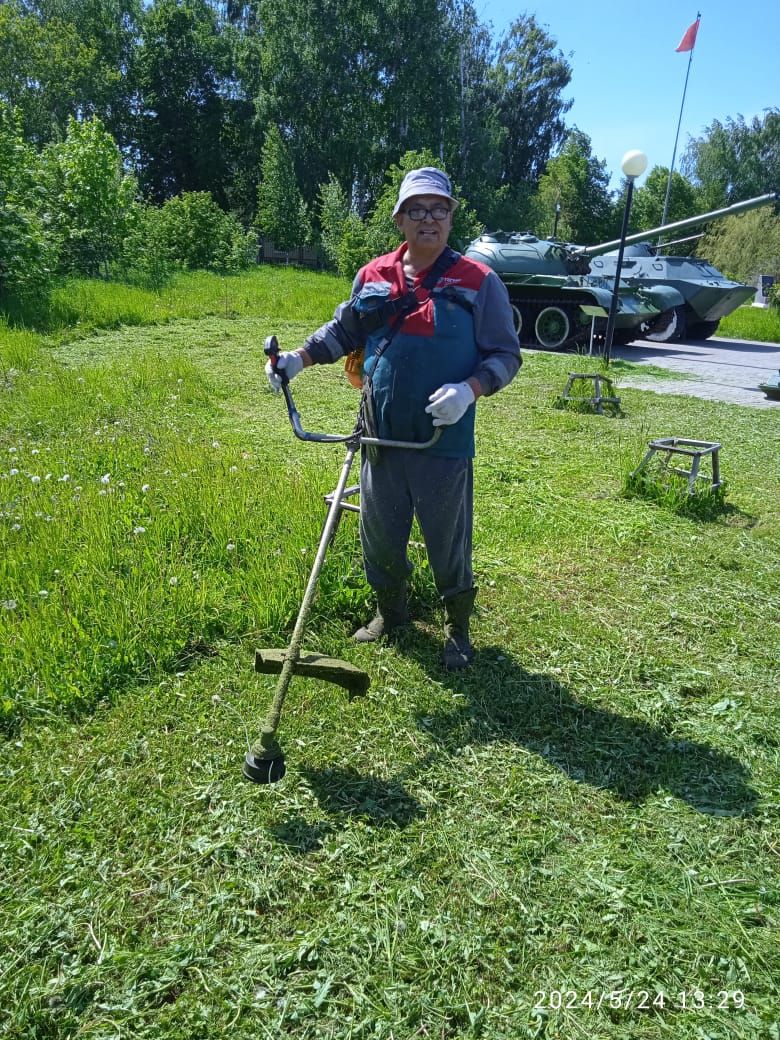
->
xmin=465 ymin=193 xmax=777 ymax=349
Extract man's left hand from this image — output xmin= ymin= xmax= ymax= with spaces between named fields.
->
xmin=425 ymin=382 xmax=476 ymax=426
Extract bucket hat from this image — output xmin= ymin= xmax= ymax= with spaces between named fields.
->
xmin=393 ymin=167 xmax=459 ymax=216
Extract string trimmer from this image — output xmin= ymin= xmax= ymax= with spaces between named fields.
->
xmin=243 ymin=335 xmax=440 ymax=784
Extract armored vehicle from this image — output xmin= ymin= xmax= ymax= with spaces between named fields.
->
xmin=464 ymin=231 xmax=683 ymax=350
xmin=465 ymin=193 xmax=777 ymax=349
xmin=583 ymin=193 xmax=777 ymax=341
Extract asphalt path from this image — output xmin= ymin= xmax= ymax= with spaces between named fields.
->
xmin=609 ymin=335 xmax=780 ymax=409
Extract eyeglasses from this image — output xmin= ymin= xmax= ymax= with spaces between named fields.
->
xmin=402 ymin=203 xmax=452 ymax=221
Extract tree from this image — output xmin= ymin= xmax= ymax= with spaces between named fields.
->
xmin=0 ymin=0 xmax=142 ymax=146
xmin=682 ymin=110 xmax=780 ymax=208
xmin=699 ymin=208 xmax=780 ymax=287
xmin=0 ymin=102 xmax=52 ymax=309
xmin=489 ymin=15 xmax=573 ymax=187
xmin=156 ymin=191 xmax=257 ymax=271
xmin=256 ymin=126 xmax=310 ymax=252
xmin=254 ymin=0 xmax=382 ymax=208
xmin=532 ymin=130 xmax=613 ymax=244
xmin=253 ymin=0 xmax=460 ymax=211
xmin=134 ymin=0 xmax=233 ymax=203
xmin=443 ymin=0 xmax=504 ymax=216
xmin=42 ymin=116 xmax=138 ymax=277
xmin=317 ymin=174 xmax=351 ymax=270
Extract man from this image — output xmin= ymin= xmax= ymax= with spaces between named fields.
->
xmin=265 ymin=167 xmax=520 ymax=669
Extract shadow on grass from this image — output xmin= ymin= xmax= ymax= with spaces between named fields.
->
xmin=267 ymin=769 xmax=424 ymax=854
xmin=393 ymin=628 xmax=757 ymax=817
xmin=299 ymin=765 xmax=424 ymax=828
xmin=268 ymin=815 xmax=333 ymax=853
xmin=622 ymin=475 xmax=757 ymax=524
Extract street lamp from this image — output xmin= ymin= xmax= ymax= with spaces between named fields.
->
xmin=602 ymin=149 xmax=648 ymax=364
xmin=552 ymin=201 xmax=562 ymax=238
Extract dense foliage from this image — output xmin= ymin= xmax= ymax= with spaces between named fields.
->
xmin=0 ymin=102 xmax=52 ymax=309
xmin=699 ymin=207 xmax=780 ymax=287
xmin=0 ymin=1 xmax=777 ymax=301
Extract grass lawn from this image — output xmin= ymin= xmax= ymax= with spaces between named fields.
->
xmin=1 ymin=270 xmax=778 ymax=1039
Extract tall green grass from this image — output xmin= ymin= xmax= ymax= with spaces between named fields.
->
xmin=7 ymin=267 xmax=350 ymax=339
xmin=0 ymin=341 xmax=369 ymax=730
xmin=718 ymin=303 xmax=780 ymax=342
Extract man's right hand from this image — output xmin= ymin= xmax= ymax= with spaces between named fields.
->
xmin=265 ymin=350 xmax=305 ymax=392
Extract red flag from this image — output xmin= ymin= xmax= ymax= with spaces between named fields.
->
xmin=676 ymin=18 xmax=700 ymax=52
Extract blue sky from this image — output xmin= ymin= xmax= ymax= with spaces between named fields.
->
xmin=477 ymin=0 xmax=779 ymax=188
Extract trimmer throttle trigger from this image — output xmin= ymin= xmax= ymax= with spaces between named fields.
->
xmin=264 ymin=334 xmax=279 ymax=365
xmin=264 ymin=334 xmax=288 ymax=386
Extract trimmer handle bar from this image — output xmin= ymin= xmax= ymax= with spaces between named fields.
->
xmin=264 ymin=335 xmax=440 ymax=450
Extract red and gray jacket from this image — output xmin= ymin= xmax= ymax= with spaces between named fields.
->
xmin=303 ymin=243 xmax=521 ymax=457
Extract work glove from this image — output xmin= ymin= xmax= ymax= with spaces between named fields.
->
xmin=265 ymin=350 xmax=304 ymax=392
xmin=425 ymin=382 xmax=475 ymax=426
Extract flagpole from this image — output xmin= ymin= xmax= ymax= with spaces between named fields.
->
xmin=660 ymin=13 xmax=701 ymax=235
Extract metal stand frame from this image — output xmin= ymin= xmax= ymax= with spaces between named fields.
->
xmin=632 ymin=437 xmax=722 ymax=494
xmin=559 ymin=372 xmax=621 ymax=415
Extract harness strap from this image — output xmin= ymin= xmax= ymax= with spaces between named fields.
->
xmin=355 ymin=247 xmax=461 ymax=333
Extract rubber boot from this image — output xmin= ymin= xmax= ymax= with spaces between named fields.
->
xmin=353 ymin=585 xmax=410 ymax=642
xmin=442 ymin=587 xmax=477 ymax=670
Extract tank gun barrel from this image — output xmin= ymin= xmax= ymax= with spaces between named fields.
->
xmin=579 ymin=192 xmax=777 ymax=257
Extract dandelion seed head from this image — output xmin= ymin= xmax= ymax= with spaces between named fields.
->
xmin=101 ymin=474 xmax=111 ymax=484
xmin=30 ymin=475 xmax=41 ymax=484
xmin=168 ymin=576 xmax=178 ymax=586
xmin=227 ymin=542 xmax=236 ymax=552
xmin=2 ymin=600 xmax=17 ymax=610
xmin=38 ymin=590 xmax=49 ymax=598
xmin=133 ymin=526 xmax=146 ymax=535
xmin=141 ymin=484 xmax=150 ymax=493
xmin=10 ymin=468 xmax=18 ymax=476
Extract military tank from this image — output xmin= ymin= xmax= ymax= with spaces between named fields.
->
xmin=465 ymin=192 xmax=777 ymax=350
xmin=464 ymin=230 xmax=683 ymax=350
xmin=583 ymin=192 xmax=777 ymax=342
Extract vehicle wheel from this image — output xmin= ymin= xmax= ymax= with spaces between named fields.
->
xmin=510 ymin=304 xmax=523 ymax=335
xmin=535 ymin=306 xmax=571 ymax=349
xmin=687 ymin=319 xmax=720 ymax=340
xmin=643 ymin=305 xmax=686 ymax=343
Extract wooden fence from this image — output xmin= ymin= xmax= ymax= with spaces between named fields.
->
xmin=258 ymin=236 xmax=323 ymax=269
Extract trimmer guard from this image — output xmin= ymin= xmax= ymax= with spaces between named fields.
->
xmin=255 ymin=649 xmax=370 ymax=698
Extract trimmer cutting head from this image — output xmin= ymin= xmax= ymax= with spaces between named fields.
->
xmin=243 ymin=751 xmax=287 ymax=784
